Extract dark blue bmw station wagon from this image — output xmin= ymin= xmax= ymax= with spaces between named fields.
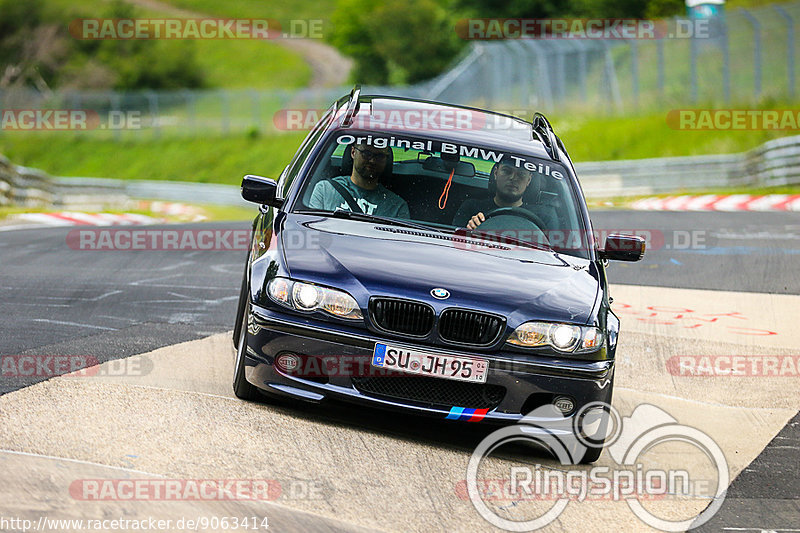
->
xmin=232 ymin=87 xmax=644 ymax=462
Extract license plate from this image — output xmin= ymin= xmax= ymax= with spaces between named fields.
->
xmin=372 ymin=343 xmax=488 ymax=384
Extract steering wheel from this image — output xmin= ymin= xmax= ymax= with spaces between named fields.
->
xmin=482 ymin=207 xmax=548 ymax=231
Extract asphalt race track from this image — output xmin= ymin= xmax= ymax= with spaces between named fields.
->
xmin=0 ymin=210 xmax=798 ymax=532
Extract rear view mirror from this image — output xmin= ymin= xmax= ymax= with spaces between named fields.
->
xmin=421 ymin=156 xmax=476 ymax=177
xmin=599 ymin=234 xmax=645 ymax=262
xmin=241 ymin=175 xmax=282 ymax=207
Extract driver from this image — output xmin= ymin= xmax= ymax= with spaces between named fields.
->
xmin=453 ymin=155 xmax=539 ymax=230
xmin=309 ymin=141 xmax=409 ymax=218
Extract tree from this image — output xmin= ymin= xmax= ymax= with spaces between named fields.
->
xmin=330 ymin=0 xmax=461 ymax=85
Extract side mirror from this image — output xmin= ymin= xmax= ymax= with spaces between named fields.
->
xmin=241 ymin=175 xmax=282 ymax=207
xmin=599 ymin=234 xmax=645 ymax=262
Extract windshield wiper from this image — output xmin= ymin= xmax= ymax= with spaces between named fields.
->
xmin=465 ymin=229 xmax=554 ymax=252
xmin=296 ymin=208 xmax=448 ymax=234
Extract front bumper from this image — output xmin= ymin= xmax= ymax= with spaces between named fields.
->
xmin=244 ymin=304 xmax=615 ymax=425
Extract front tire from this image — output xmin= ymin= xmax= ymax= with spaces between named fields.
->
xmin=233 ymin=303 xmax=259 ymax=401
xmin=232 ymin=265 xmax=249 ymax=347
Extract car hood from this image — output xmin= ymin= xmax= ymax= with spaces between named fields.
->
xmin=281 ymin=215 xmax=600 ymax=325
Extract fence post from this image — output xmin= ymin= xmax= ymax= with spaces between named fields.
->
xmin=555 ymin=44 xmax=566 ymax=106
xmin=739 ymin=8 xmax=762 ymax=100
xmin=505 ymin=41 xmax=531 ymax=109
xmin=573 ymin=40 xmax=589 ymax=103
xmin=479 ymin=45 xmax=491 ymax=108
xmin=425 ymin=44 xmax=483 ymax=102
xmin=250 ymin=90 xmax=260 ymax=131
xmin=506 ymin=42 xmax=518 ymax=106
xmin=220 ymin=90 xmax=230 ymax=134
xmin=602 ymin=41 xmax=623 ymax=113
xmin=524 ymin=40 xmax=554 ymax=111
xmin=721 ymin=15 xmax=730 ymax=103
xmin=183 ymin=90 xmax=196 ymax=137
xmin=630 ymin=40 xmax=639 ymax=109
xmin=146 ymin=91 xmax=159 ymax=139
xmin=690 ymin=30 xmax=698 ymax=103
xmin=775 ymin=5 xmax=795 ymax=99
xmin=110 ymin=92 xmax=121 ymax=141
xmin=657 ymin=37 xmax=665 ymax=97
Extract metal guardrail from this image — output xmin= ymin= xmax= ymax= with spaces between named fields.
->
xmin=575 ymin=135 xmax=800 ymax=197
xmin=2 ymin=135 xmax=799 ymax=207
xmin=52 ymin=177 xmax=247 ymax=206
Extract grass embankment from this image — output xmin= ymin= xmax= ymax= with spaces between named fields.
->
xmin=0 ymin=132 xmax=307 ymax=184
xmin=41 ymin=0 xmax=312 ymax=89
xmin=553 ymin=108 xmax=796 ymax=161
xmin=2 ymin=106 xmax=798 ymax=184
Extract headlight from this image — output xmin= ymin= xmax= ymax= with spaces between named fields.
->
xmin=551 ymin=324 xmax=581 ymax=351
xmin=508 ymin=321 xmax=603 ymax=353
xmin=269 ymin=278 xmax=291 ymax=305
xmin=267 ymin=278 xmax=363 ymax=320
xmin=293 ymin=283 xmax=321 ymax=310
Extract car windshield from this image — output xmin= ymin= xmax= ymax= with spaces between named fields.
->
xmin=294 ymin=130 xmax=589 ymax=259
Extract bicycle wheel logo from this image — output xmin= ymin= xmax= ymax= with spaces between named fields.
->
xmin=465 ymin=402 xmax=729 ymax=532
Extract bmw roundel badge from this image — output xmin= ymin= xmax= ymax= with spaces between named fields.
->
xmin=431 ymin=288 xmax=450 ymax=299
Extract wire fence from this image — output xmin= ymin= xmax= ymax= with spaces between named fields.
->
xmin=425 ymin=2 xmax=800 ymax=112
xmin=0 ymin=1 xmax=797 ymax=140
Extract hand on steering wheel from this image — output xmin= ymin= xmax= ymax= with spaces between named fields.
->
xmin=477 ymin=207 xmax=548 ymax=232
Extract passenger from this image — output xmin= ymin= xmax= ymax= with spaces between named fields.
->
xmin=309 ymin=141 xmax=409 ymax=218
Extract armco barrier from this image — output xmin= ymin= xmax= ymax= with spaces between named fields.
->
xmin=2 ymin=134 xmax=799 ymax=206
xmin=575 ymin=134 xmax=800 ymax=197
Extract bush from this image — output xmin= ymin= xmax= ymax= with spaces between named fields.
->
xmin=329 ymin=0 xmax=461 ymax=85
xmin=0 ymin=0 xmax=205 ymax=91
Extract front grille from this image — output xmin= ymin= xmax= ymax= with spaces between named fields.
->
xmin=352 ymin=376 xmax=505 ymax=410
xmin=370 ymin=298 xmax=434 ymax=336
xmin=439 ymin=309 xmax=504 ymax=345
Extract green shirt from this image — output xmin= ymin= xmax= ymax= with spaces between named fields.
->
xmin=309 ymin=176 xmax=410 ymax=218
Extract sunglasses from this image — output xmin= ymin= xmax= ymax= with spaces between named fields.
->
xmin=354 ymin=146 xmax=389 ymax=161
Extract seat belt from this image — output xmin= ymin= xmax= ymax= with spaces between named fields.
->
xmin=328 ymin=180 xmax=365 ymax=214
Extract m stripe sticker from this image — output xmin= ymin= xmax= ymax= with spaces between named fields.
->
xmin=446 ymin=407 xmax=489 ymax=421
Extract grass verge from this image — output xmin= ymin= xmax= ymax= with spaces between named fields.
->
xmin=0 ymin=202 xmax=255 ymax=223
xmin=1 ymin=108 xmax=798 ymax=184
xmin=0 ymin=132 xmax=307 ymax=184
